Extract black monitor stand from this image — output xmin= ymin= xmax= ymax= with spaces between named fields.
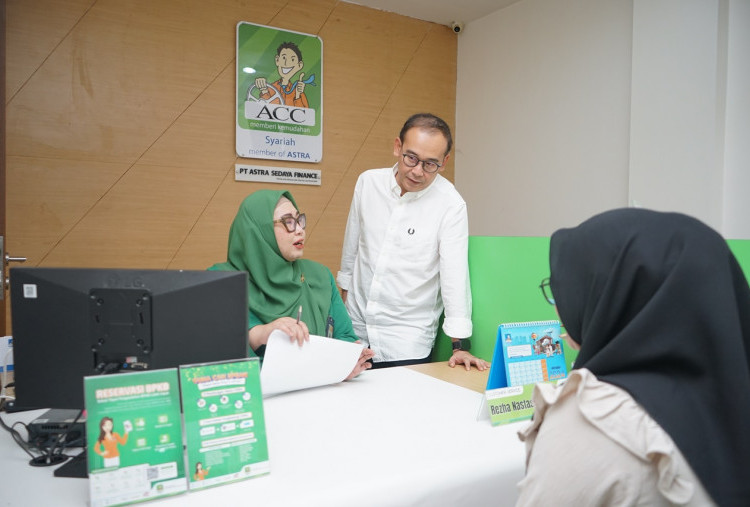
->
xmin=54 ymin=452 xmax=88 ymax=478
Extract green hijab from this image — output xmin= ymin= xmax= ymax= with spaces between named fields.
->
xmin=210 ymin=190 xmax=331 ymax=335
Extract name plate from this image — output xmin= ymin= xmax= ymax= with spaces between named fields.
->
xmin=486 ymin=384 xmax=537 ymax=426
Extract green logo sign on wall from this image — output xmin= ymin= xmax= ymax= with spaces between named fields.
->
xmin=236 ymin=22 xmax=323 ymax=163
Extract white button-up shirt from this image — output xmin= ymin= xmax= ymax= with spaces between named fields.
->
xmin=337 ymin=166 xmax=472 ymax=362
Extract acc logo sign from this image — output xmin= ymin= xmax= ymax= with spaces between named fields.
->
xmin=245 ymin=102 xmax=316 ymax=127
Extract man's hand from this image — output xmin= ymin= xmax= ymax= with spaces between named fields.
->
xmin=448 ymin=350 xmax=490 ymax=371
xmin=345 ymin=342 xmax=375 ymax=380
xmin=295 ymin=73 xmax=306 ymax=100
xmin=255 ymin=77 xmax=268 ymax=95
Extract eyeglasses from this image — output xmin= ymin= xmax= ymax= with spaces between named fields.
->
xmin=539 ymin=277 xmax=555 ymax=305
xmin=402 ymin=153 xmax=443 ymax=173
xmin=273 ymin=213 xmax=306 ymax=233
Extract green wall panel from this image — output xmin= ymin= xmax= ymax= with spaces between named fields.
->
xmin=434 ymin=236 xmax=750 ymax=371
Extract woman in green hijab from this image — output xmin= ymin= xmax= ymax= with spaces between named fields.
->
xmin=210 ymin=190 xmax=373 ymax=376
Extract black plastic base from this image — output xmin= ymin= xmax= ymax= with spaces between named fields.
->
xmin=54 ymin=452 xmax=88 ymax=478
xmin=29 ymin=454 xmax=68 ymax=467
xmin=28 ymin=451 xmax=88 ymax=478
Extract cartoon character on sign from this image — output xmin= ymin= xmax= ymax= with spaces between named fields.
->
xmin=194 ymin=461 xmax=210 ymax=481
xmin=248 ymin=42 xmax=315 ymax=108
xmin=93 ymin=416 xmax=130 ymax=468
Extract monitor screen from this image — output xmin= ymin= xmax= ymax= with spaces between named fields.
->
xmin=10 ymin=267 xmax=249 ymax=410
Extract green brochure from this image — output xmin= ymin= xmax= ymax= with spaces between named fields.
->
xmin=179 ymin=358 xmax=269 ymax=490
xmin=84 ymin=368 xmax=187 ymax=507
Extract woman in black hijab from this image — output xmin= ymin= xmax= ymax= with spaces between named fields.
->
xmin=517 ymin=208 xmax=750 ymax=506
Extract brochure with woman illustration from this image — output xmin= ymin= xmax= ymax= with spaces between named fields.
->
xmin=84 ymin=368 xmax=186 ymax=507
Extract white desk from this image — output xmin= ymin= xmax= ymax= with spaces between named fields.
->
xmin=1 ymin=367 xmax=526 ymax=506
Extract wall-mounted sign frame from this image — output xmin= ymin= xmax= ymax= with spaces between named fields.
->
xmin=236 ymin=22 xmax=323 ymax=163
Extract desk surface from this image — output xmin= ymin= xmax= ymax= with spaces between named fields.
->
xmin=407 ymin=361 xmax=490 ymax=394
xmin=0 ymin=366 xmax=525 ymax=507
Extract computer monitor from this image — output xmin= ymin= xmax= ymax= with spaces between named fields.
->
xmin=10 ymin=267 xmax=249 ymax=410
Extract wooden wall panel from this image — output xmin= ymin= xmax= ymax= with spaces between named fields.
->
xmin=5 ymin=0 xmax=457 ymax=318
xmin=5 ymin=0 xmax=95 ymax=101
xmin=6 ymin=156 xmax=127 ymax=262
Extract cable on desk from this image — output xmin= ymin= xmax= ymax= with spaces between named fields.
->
xmin=0 ymin=411 xmax=39 ymax=461
xmin=44 ymin=409 xmax=85 ymax=466
xmin=0 ymin=407 xmax=85 ymax=468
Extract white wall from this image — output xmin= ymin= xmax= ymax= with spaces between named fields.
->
xmin=455 ymin=0 xmax=750 ymax=239
xmin=629 ymin=0 xmax=724 ymax=231
xmin=455 ymin=0 xmax=633 ymax=237
xmin=723 ymin=0 xmax=750 ymax=239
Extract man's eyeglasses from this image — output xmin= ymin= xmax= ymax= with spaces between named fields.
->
xmin=402 ymin=153 xmax=443 ymax=173
xmin=539 ymin=277 xmax=555 ymax=305
xmin=273 ymin=213 xmax=306 ymax=233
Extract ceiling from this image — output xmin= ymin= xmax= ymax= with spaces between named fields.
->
xmin=344 ymin=0 xmax=522 ymax=27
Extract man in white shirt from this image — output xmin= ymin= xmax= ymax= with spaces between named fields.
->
xmin=337 ymin=113 xmax=489 ymax=370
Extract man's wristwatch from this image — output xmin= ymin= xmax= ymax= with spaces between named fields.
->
xmin=451 ymin=338 xmax=471 ymax=352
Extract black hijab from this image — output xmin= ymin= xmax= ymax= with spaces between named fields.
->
xmin=550 ymin=208 xmax=750 ymax=506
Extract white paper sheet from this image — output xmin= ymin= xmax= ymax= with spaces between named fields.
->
xmin=260 ymin=330 xmax=363 ymax=397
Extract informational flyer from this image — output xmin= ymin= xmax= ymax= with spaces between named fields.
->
xmin=84 ymin=369 xmax=186 ymax=507
xmin=179 ymin=358 xmax=270 ymax=490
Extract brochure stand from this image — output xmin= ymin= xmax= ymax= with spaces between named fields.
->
xmin=82 ymin=358 xmax=270 ymax=506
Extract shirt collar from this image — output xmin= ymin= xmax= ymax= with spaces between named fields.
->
xmin=389 ymin=164 xmax=437 ymax=200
